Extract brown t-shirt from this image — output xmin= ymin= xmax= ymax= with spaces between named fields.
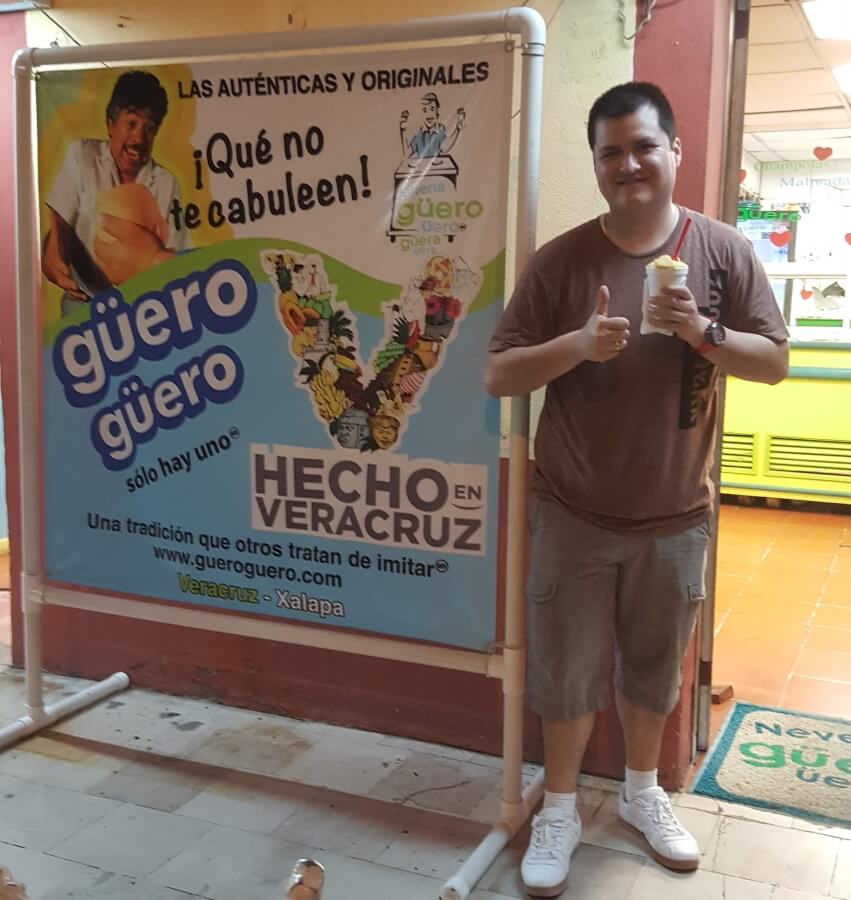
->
xmin=489 ymin=207 xmax=789 ymax=533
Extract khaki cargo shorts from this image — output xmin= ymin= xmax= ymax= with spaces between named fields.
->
xmin=525 ymin=494 xmax=709 ymax=720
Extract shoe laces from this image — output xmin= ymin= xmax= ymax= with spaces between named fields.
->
xmin=637 ymin=789 xmax=688 ymax=839
xmin=528 ymin=813 xmax=574 ymax=860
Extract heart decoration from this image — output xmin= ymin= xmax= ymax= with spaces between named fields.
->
xmin=738 ymin=169 xmax=747 ymax=184
xmin=813 ymin=146 xmax=833 ymax=161
xmin=845 ymin=234 xmax=851 ymax=245
xmin=769 ymin=230 xmax=791 ymax=248
xmin=261 ymin=249 xmax=479 ymax=453
xmin=801 ymin=289 xmax=813 ymax=299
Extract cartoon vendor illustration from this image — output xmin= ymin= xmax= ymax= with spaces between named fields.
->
xmin=388 ymin=94 xmax=468 ymax=243
xmin=399 ymin=92 xmax=465 ymax=159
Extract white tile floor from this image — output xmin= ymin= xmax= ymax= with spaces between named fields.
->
xmin=0 ymin=666 xmax=849 ymax=900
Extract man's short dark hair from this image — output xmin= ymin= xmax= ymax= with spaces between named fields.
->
xmin=587 ymin=82 xmax=676 ymax=150
xmin=106 ymin=70 xmax=169 ymax=127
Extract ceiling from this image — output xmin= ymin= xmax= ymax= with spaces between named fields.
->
xmin=14 ymin=0 xmax=851 ymax=163
xmin=745 ymin=0 xmax=851 ymax=161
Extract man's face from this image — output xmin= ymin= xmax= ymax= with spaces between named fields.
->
xmin=422 ymin=102 xmax=438 ymax=127
xmin=370 ymin=416 xmax=399 ymax=449
xmin=592 ymin=104 xmax=681 ymax=214
xmin=107 ymin=106 xmax=159 ymax=181
xmin=337 ymin=410 xmax=368 ymax=448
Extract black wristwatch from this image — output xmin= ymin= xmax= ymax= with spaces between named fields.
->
xmin=695 ymin=320 xmax=726 ymax=355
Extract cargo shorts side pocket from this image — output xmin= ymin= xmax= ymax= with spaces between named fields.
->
xmin=526 ymin=568 xmax=559 ymax=604
xmin=526 ymin=497 xmax=560 ymax=605
xmin=654 ymin=520 xmax=710 ymax=605
xmin=685 ymin=520 xmax=710 ymax=604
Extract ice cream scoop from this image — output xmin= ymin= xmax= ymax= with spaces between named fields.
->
xmin=648 ymin=254 xmax=688 ymax=270
xmin=642 ymin=256 xmax=689 ymax=336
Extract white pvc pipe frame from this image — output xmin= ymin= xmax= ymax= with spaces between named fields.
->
xmin=7 ymin=9 xmax=545 ymax=899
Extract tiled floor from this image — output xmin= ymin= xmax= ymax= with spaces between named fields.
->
xmin=0 ymin=668 xmax=849 ymax=900
xmin=713 ymin=499 xmax=851 ymax=718
xmin=0 ymin=504 xmax=849 ymax=897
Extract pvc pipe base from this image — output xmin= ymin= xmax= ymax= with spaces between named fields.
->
xmin=440 ymin=772 xmax=544 ymax=899
xmin=0 ymin=672 xmax=130 ymax=751
xmin=439 ymin=877 xmax=466 ymax=899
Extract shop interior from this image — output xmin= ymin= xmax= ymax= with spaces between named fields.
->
xmin=711 ymin=0 xmax=851 ymax=724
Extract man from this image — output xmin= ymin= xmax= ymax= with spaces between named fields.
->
xmin=399 ymin=92 xmax=465 ymax=159
xmin=42 ymin=70 xmax=182 ymax=316
xmin=486 ymin=82 xmax=788 ymax=897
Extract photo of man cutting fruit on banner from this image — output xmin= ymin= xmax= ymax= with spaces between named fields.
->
xmin=41 ymin=69 xmax=186 ymax=317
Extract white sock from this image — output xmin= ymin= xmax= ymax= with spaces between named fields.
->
xmin=543 ymin=790 xmax=577 ymax=819
xmin=624 ymin=767 xmax=658 ymax=802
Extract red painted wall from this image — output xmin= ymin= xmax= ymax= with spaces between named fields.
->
xmin=630 ymin=0 xmax=736 ymax=779
xmin=5 ymin=5 xmax=733 ymax=789
xmin=1 ymin=14 xmax=26 ymax=636
xmin=634 ymin=0 xmax=733 ymax=217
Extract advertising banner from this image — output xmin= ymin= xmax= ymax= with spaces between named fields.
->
xmin=37 ymin=43 xmax=512 ymax=650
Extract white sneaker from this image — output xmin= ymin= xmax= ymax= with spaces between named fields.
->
xmin=618 ymin=786 xmax=699 ymax=871
xmin=520 ymin=806 xmax=582 ymax=898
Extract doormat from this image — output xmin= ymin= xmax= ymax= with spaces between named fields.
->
xmin=692 ymin=701 xmax=851 ymax=828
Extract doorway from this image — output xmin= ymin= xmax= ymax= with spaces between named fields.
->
xmin=706 ymin=0 xmax=851 ymax=739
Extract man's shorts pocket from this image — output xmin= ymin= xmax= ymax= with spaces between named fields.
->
xmin=687 ymin=582 xmax=706 ymax=603
xmin=526 ymin=569 xmax=558 ymax=604
xmin=654 ymin=519 xmax=711 ymax=561
xmin=526 ymin=496 xmax=562 ymax=604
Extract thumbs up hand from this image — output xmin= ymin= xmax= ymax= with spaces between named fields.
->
xmin=579 ymin=285 xmax=630 ymax=362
